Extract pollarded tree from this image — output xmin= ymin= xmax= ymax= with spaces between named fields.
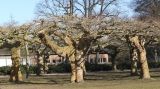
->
xmin=0 ymin=23 xmax=39 ymax=82
xmin=103 ymin=20 xmax=160 ymax=79
xmin=0 ymin=27 xmax=24 ymax=82
xmin=36 ymin=16 xmax=108 ymax=83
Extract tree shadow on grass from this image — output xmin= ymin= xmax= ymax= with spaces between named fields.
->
xmin=85 ymin=72 xmax=139 ymax=81
xmin=5 ymin=81 xmax=58 ymax=85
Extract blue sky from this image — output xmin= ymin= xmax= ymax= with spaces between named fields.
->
xmin=0 ymin=0 xmax=40 ymax=25
xmin=0 ymin=0 xmax=134 ymax=25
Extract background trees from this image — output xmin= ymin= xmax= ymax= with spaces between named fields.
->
xmin=1 ymin=0 xmax=160 ymax=84
xmin=36 ymin=0 xmax=118 ymax=18
xmin=134 ymin=0 xmax=160 ymax=20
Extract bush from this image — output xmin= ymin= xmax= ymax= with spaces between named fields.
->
xmin=20 ymin=65 xmax=37 ymax=74
xmin=29 ymin=65 xmax=37 ymax=74
xmin=48 ymin=63 xmax=71 ymax=73
xmin=148 ymin=62 xmax=160 ymax=68
xmin=117 ymin=61 xmax=131 ymax=70
xmin=0 ymin=66 xmax=11 ymax=75
xmin=85 ymin=62 xmax=112 ymax=72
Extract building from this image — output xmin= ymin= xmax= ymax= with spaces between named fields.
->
xmin=87 ymin=53 xmax=111 ymax=64
xmin=0 ymin=48 xmax=12 ymax=67
xmin=48 ymin=54 xmax=66 ymax=65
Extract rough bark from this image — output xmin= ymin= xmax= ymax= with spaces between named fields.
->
xmin=130 ymin=36 xmax=150 ymax=79
xmin=38 ymin=32 xmax=84 ymax=83
xmin=130 ymin=48 xmax=138 ymax=76
xmin=139 ymin=48 xmax=150 ymax=79
xmin=9 ymin=47 xmax=23 ymax=82
xmin=70 ymin=62 xmax=84 ymax=83
xmin=111 ymin=57 xmax=117 ymax=71
xmin=126 ymin=35 xmax=139 ymax=76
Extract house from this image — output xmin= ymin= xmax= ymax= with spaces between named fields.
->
xmin=47 ymin=54 xmax=66 ymax=65
xmin=0 ymin=47 xmax=111 ymax=67
xmin=0 ymin=48 xmax=12 ymax=67
xmin=86 ymin=48 xmax=112 ymax=64
xmin=87 ymin=53 xmax=111 ymax=64
xmin=27 ymin=53 xmax=66 ymax=66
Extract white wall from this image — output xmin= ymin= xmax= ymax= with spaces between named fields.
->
xmin=0 ymin=56 xmax=12 ymax=67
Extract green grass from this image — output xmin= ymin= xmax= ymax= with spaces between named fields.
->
xmin=1 ymin=69 xmax=160 ymax=89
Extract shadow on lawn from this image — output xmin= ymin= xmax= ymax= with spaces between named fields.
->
xmin=85 ymin=71 xmax=139 ymax=81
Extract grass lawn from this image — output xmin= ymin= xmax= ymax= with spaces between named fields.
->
xmin=0 ymin=69 xmax=160 ymax=89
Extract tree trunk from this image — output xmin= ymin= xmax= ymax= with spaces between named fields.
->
xmin=70 ymin=51 xmax=84 ymax=83
xmin=70 ymin=61 xmax=84 ymax=83
xmin=9 ymin=47 xmax=23 ymax=82
xmin=25 ymin=42 xmax=30 ymax=78
xmin=111 ymin=56 xmax=117 ymax=71
xmin=139 ymin=49 xmax=150 ymax=79
xmin=130 ymin=36 xmax=150 ymax=79
xmin=96 ymin=52 xmax=99 ymax=64
xmin=36 ymin=51 xmax=42 ymax=76
xmin=131 ymin=48 xmax=138 ymax=76
xmin=38 ymin=32 xmax=85 ymax=83
xmin=76 ymin=63 xmax=84 ymax=82
xmin=154 ymin=49 xmax=158 ymax=62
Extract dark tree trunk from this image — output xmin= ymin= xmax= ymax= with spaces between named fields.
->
xmin=111 ymin=57 xmax=117 ymax=71
xmin=130 ymin=48 xmax=139 ymax=76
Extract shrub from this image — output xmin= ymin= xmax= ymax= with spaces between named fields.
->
xmin=0 ymin=66 xmax=11 ymax=75
xmin=148 ymin=62 xmax=160 ymax=68
xmin=48 ymin=63 xmax=71 ymax=73
xmin=85 ymin=62 xmax=112 ymax=72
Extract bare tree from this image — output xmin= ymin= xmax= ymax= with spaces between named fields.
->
xmin=106 ymin=20 xmax=160 ymax=79
xmin=134 ymin=0 xmax=160 ymax=20
xmin=36 ymin=0 xmax=118 ymax=18
xmin=0 ymin=23 xmax=39 ymax=82
xmin=35 ymin=16 xmax=110 ymax=83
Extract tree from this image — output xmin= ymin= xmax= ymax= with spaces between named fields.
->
xmin=105 ymin=20 xmax=160 ymax=79
xmin=134 ymin=0 xmax=160 ymax=20
xmin=36 ymin=0 xmax=118 ymax=18
xmin=0 ymin=23 xmax=39 ymax=82
xmin=0 ymin=26 xmax=24 ymax=82
xmin=36 ymin=17 xmax=107 ymax=83
xmin=126 ymin=35 xmax=139 ymax=75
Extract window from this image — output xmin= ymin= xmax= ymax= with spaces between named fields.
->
xmin=103 ymin=58 xmax=106 ymax=62
xmin=52 ymin=60 xmax=56 ymax=63
xmin=90 ymin=59 xmax=93 ymax=63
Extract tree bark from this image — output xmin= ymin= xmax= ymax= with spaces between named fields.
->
xmin=130 ymin=36 xmax=150 ymax=79
xmin=139 ymin=48 xmax=150 ymax=79
xmin=38 ymin=32 xmax=85 ymax=83
xmin=70 ymin=50 xmax=84 ymax=83
xmin=9 ymin=47 xmax=23 ymax=82
xmin=35 ymin=51 xmax=43 ymax=76
xmin=131 ymin=48 xmax=138 ymax=76
xmin=126 ymin=35 xmax=138 ymax=75
xmin=70 ymin=60 xmax=84 ymax=83
xmin=111 ymin=57 xmax=117 ymax=71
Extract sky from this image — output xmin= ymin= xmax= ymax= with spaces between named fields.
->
xmin=0 ymin=0 xmax=40 ymax=25
xmin=0 ymin=0 xmax=134 ymax=25
xmin=118 ymin=0 xmax=135 ymax=18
